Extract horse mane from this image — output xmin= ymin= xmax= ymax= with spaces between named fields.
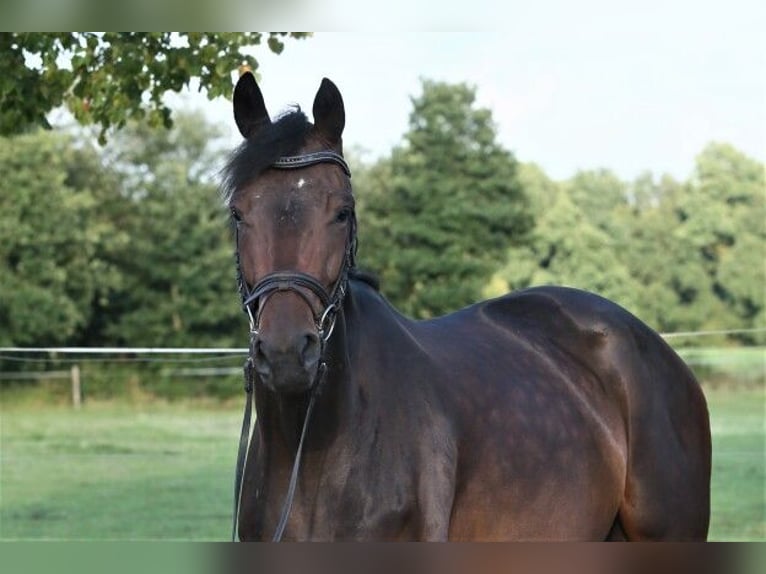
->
xmin=220 ymin=108 xmax=312 ymax=205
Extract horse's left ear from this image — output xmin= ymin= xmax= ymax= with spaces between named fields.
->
xmin=312 ymin=78 xmax=345 ymax=146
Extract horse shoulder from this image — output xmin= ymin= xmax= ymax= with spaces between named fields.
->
xmin=346 ymin=281 xmax=460 ymax=538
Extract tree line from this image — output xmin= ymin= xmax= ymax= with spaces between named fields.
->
xmin=1 ymin=80 xmax=763 ymax=352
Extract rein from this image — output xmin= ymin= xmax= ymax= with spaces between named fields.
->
xmin=231 ymin=150 xmax=353 ymax=542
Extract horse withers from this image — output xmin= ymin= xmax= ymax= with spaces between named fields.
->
xmin=221 ymin=72 xmax=711 ymax=541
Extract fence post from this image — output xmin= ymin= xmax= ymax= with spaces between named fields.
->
xmin=71 ymin=364 xmax=82 ymax=409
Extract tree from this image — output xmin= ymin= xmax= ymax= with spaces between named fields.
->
xmin=495 ymin=149 xmax=765 ymax=343
xmin=0 ymin=131 xmax=115 ymax=346
xmin=358 ymin=80 xmax=532 ymax=318
xmin=488 ymin=176 xmax=644 ymax=317
xmin=616 ymin=173 xmax=721 ymax=334
xmin=0 ymin=32 xmax=309 ymax=140
xmin=566 ymin=169 xmax=629 ymax=236
xmin=687 ymin=143 xmax=766 ymax=341
xmin=96 ymin=113 xmax=245 ymax=347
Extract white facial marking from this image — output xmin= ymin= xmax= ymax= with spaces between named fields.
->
xmin=296 ymin=178 xmax=306 ymax=189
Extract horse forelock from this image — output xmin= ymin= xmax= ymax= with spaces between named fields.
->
xmin=220 ymin=108 xmax=312 ymax=205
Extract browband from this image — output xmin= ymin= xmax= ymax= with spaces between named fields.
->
xmin=272 ymin=151 xmax=351 ymax=178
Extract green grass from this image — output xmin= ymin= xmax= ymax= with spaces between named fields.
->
xmin=1 ymin=387 xmax=763 ymax=541
xmin=0 ymin=402 xmax=242 ymax=540
xmin=707 ymin=386 xmax=765 ymax=541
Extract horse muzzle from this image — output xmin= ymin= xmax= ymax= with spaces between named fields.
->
xmin=251 ymin=330 xmax=321 ymax=394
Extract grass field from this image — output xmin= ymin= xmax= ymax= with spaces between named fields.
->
xmin=0 ymin=402 xmax=241 ymax=540
xmin=1 ymin=386 xmax=763 ymax=541
xmin=706 ymin=386 xmax=765 ymax=540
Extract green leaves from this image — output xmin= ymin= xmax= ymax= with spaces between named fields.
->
xmin=0 ymin=132 xmax=102 ymax=345
xmin=358 ymin=80 xmax=532 ymax=318
xmin=92 ymin=113 xmax=244 ymax=348
xmin=267 ymin=36 xmax=285 ymax=54
xmin=489 ymin=145 xmax=765 ymax=344
xmin=0 ymin=113 xmax=246 ymax=348
xmin=1 ymin=65 xmax=761 ymax=351
xmin=0 ymin=33 xmax=311 ymax=141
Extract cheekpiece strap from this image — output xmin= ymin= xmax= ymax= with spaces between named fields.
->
xmin=272 ymin=151 xmax=351 ymax=178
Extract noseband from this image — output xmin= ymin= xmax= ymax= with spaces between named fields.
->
xmin=242 ymin=269 xmax=345 ymax=349
xmin=232 ymin=150 xmax=354 ymax=542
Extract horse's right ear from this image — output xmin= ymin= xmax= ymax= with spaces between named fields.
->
xmin=233 ymin=72 xmax=270 ymax=139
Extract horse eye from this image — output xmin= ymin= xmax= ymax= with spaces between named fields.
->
xmin=335 ymin=208 xmax=353 ymax=224
xmin=230 ymin=207 xmax=243 ymax=223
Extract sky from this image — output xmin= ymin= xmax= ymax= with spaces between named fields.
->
xmin=179 ymin=3 xmax=764 ymax=181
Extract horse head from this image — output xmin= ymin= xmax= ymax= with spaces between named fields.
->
xmin=223 ymin=72 xmax=355 ymax=395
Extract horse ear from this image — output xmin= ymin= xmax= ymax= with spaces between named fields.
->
xmin=233 ymin=72 xmax=270 ymax=139
xmin=312 ymin=78 xmax=345 ymax=146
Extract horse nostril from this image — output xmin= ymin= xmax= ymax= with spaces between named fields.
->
xmin=300 ymin=333 xmax=321 ymax=370
xmin=252 ymin=339 xmax=272 ymax=381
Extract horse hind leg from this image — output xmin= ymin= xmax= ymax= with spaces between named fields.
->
xmin=614 ymin=341 xmax=711 ymax=540
xmin=606 ymin=516 xmax=627 ymax=541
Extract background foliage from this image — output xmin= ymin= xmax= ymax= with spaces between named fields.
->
xmin=0 ymin=32 xmax=763 ymax=361
xmin=359 ymin=80 xmax=532 ymax=318
xmin=0 ymin=33 xmax=309 ymax=141
xmin=0 ymin=81 xmax=763 ymax=354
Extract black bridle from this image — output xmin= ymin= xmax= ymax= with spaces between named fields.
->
xmin=232 ymin=150 xmax=355 ymax=542
xmin=236 ymin=151 xmax=355 ymax=341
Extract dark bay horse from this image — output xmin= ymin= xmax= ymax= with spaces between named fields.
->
xmin=222 ymin=72 xmax=711 ymax=541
